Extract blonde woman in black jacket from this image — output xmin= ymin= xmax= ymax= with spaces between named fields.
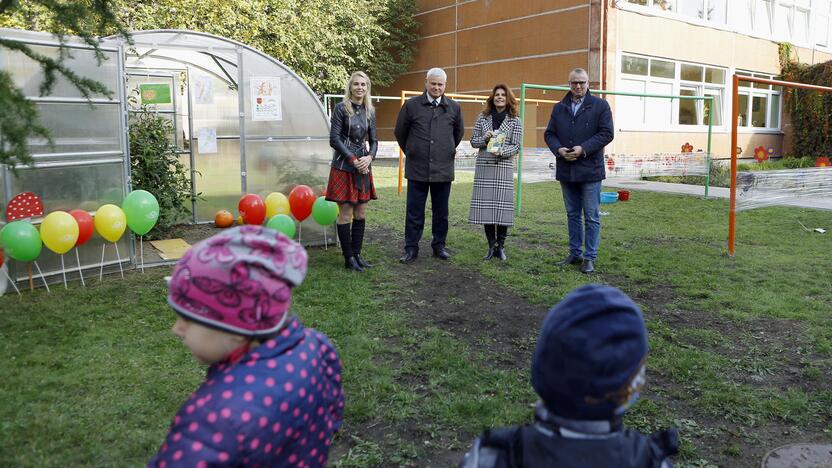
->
xmin=326 ymin=71 xmax=378 ymax=272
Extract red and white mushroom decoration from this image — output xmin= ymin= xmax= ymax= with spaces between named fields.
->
xmin=6 ymin=192 xmax=44 ymax=221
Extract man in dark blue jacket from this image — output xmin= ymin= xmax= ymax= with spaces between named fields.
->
xmin=544 ymin=68 xmax=614 ymax=273
xmin=394 ymin=68 xmax=464 ymax=264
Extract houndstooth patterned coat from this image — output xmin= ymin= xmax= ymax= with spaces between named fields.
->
xmin=468 ymin=112 xmax=523 ymax=226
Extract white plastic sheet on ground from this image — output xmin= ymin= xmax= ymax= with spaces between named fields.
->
xmin=737 ymin=167 xmax=832 ymax=211
xmin=604 ymin=152 xmax=710 ymax=178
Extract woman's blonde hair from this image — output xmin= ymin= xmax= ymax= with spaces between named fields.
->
xmin=342 ymin=71 xmax=375 ymax=118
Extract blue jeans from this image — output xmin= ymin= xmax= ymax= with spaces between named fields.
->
xmin=560 ymin=181 xmax=602 ymax=260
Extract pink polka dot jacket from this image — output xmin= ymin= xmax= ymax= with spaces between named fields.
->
xmin=149 ymin=316 xmax=344 ymax=467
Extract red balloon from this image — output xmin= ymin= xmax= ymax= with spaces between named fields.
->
xmin=70 ymin=209 xmax=94 ymax=246
xmin=289 ymin=185 xmax=315 ymax=222
xmin=0 ymin=249 xmax=4 ymax=268
xmin=238 ymin=194 xmax=266 ymax=225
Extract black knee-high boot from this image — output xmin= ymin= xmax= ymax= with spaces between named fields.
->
xmin=483 ymin=224 xmax=496 ymax=260
xmin=337 ymin=223 xmax=363 ymax=272
xmin=351 ymin=218 xmax=371 ymax=268
xmin=495 ymin=225 xmax=508 ymax=261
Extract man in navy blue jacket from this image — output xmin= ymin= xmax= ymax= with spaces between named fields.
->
xmin=544 ymin=68 xmax=614 ymax=273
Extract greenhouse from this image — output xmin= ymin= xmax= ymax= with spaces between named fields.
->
xmin=0 ymin=28 xmax=331 ymax=285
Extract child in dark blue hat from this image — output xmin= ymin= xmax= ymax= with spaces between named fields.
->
xmin=459 ymin=284 xmax=678 ymax=468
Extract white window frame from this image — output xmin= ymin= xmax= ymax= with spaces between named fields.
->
xmin=735 ymin=71 xmax=783 ymax=133
xmin=619 ymin=0 xmax=832 ymax=51
xmin=617 ymin=53 xmax=728 ymax=133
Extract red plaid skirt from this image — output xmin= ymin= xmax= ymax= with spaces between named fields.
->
xmin=325 ymin=167 xmax=377 ymax=204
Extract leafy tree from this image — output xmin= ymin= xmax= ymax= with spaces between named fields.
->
xmin=0 ymin=0 xmax=130 ymax=169
xmin=366 ymin=0 xmax=419 ymax=89
xmin=114 ymin=0 xmax=417 ymax=93
xmin=1 ymin=0 xmax=417 ymax=166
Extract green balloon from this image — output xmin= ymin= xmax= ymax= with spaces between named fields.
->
xmin=122 ymin=190 xmax=160 ymax=235
xmin=311 ymin=196 xmax=338 ymax=226
xmin=266 ymin=214 xmax=296 ymax=238
xmin=0 ymin=221 xmax=42 ymax=262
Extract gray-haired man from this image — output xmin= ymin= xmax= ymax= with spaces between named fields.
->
xmin=394 ymin=68 xmax=464 ymax=264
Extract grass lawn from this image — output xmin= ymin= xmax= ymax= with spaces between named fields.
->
xmin=1 ymin=166 xmax=830 ymax=467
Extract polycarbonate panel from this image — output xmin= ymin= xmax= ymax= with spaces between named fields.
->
xmin=190 ymin=67 xmax=241 ymax=138
xmin=244 ymin=140 xmax=331 ymax=196
xmin=0 ymin=43 xmax=118 ymax=99
xmin=193 ymin=139 xmax=242 ymax=222
xmin=241 ymin=52 xmax=328 ymax=138
xmin=244 ymin=140 xmax=335 ymax=242
xmin=30 ymin=102 xmax=121 ymax=155
xmin=8 ymin=162 xmax=126 ymax=214
xmin=5 ymin=162 xmax=131 ymax=284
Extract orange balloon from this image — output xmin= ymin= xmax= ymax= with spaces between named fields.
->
xmin=214 ymin=210 xmax=234 ymax=228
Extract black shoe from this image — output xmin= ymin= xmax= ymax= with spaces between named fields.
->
xmin=433 ymin=248 xmax=451 ymax=260
xmin=494 ymin=245 xmax=507 ymax=262
xmin=399 ymin=250 xmax=418 ymax=264
xmin=354 ymin=254 xmax=372 ymax=269
xmin=344 ymin=256 xmax=364 ymax=272
xmin=483 ymin=243 xmax=496 ymax=260
xmin=580 ymin=259 xmax=595 ymax=274
xmin=556 ymin=254 xmax=583 ymax=266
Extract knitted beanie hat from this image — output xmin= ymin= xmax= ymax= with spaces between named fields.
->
xmin=531 ymin=284 xmax=648 ymax=420
xmin=167 ymin=225 xmax=308 ymax=338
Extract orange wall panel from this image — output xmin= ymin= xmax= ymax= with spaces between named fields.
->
xmin=411 ymin=35 xmax=456 ymax=71
xmin=416 ymin=0 xmax=454 ymax=13
xmin=456 ymin=52 xmax=588 ymax=92
xmin=457 ymin=9 xmax=589 ymax=64
xmin=417 ymin=8 xmax=456 ymax=37
xmin=458 ymin=0 xmax=587 ymax=29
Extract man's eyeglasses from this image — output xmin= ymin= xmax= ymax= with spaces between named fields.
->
xmin=570 ymin=81 xmax=588 ymax=86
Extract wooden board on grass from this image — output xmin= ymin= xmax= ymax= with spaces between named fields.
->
xmin=149 ymin=238 xmax=192 ymax=260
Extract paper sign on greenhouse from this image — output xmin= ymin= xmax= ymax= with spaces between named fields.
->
xmin=251 ymin=76 xmax=282 ymax=121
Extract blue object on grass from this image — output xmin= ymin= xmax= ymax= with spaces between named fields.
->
xmin=600 ymin=192 xmax=619 ymax=204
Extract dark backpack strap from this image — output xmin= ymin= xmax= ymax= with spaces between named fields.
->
xmin=649 ymin=427 xmax=680 ymax=463
xmin=478 ymin=426 xmax=523 ymax=468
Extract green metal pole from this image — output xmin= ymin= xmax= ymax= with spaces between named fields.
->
xmin=517 ymin=84 xmax=526 ymax=214
xmin=705 ymin=96 xmax=713 ymax=198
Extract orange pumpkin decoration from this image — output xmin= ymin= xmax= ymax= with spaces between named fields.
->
xmin=214 ymin=210 xmax=234 ymax=228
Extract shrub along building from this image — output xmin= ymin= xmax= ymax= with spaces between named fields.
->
xmin=377 ymin=0 xmax=832 ymax=161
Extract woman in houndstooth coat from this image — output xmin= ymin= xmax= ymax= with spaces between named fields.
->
xmin=468 ymin=84 xmax=523 ymax=261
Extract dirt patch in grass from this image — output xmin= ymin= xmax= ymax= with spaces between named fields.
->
xmin=630 ymin=283 xmax=832 ymax=467
xmin=328 ymin=227 xmax=549 ymax=465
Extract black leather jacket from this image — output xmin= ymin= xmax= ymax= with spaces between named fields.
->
xmin=329 ymin=101 xmax=378 ymax=173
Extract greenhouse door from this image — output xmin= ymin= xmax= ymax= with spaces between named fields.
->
xmin=125 ymin=69 xmax=197 ymax=223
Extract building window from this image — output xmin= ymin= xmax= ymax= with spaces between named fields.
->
xmin=736 ymin=71 xmax=782 ymax=130
xmin=618 ymin=54 xmax=726 ymax=129
xmin=625 ymin=0 xmax=831 ymax=48
xmin=814 ymin=0 xmax=830 ymax=46
xmin=636 ymin=0 xmax=674 ymax=12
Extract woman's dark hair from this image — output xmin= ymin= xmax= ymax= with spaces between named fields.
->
xmin=482 ymin=84 xmax=518 ymax=118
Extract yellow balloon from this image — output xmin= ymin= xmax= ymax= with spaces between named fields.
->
xmin=94 ymin=204 xmax=127 ymax=243
xmin=40 ymin=211 xmax=79 ymax=254
xmin=265 ymin=192 xmax=291 ymax=218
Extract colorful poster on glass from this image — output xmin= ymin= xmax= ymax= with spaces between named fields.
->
xmin=139 ymin=83 xmax=172 ymax=105
xmin=251 ymin=76 xmax=282 ymax=121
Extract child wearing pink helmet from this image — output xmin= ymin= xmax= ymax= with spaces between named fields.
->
xmin=149 ymin=225 xmax=344 ymax=467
